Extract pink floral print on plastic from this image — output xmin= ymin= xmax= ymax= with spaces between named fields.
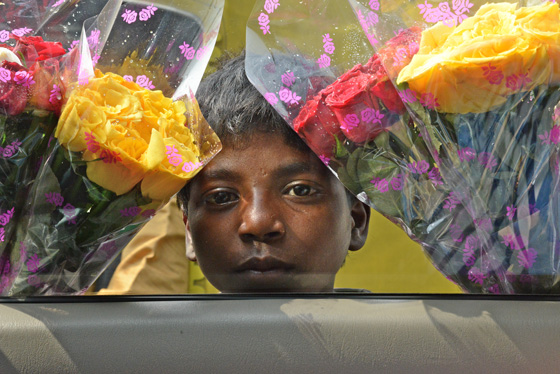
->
xmin=390 ymin=175 xmax=404 ymax=191
xmin=418 ymin=0 xmax=473 ymax=27
xmin=408 ymin=160 xmax=429 ymax=174
xmin=182 ymin=161 xmax=203 ymax=173
xmin=179 ymin=42 xmax=196 ymax=60
xmin=0 ymin=30 xmax=8 ymax=43
xmin=139 ymin=4 xmax=158 ymax=21
xmin=12 ymin=27 xmax=32 ymax=37
xmin=87 ymin=29 xmax=100 ymax=48
xmin=467 ymin=267 xmax=486 ymax=285
xmin=120 ymin=206 xmax=141 ymax=217
xmin=419 ymin=92 xmax=439 ymax=109
xmin=1 ymin=140 xmax=22 ymax=158
xmin=278 ymin=87 xmax=300 ymax=105
xmin=68 ymin=40 xmax=79 ymax=51
xmin=361 ymin=108 xmax=384 ymax=124
xmin=399 ymin=88 xmax=417 ymax=104
xmin=322 ymin=34 xmax=335 ymax=54
xmin=85 ymin=131 xmax=101 ymax=153
xmin=506 ymin=205 xmax=516 ymax=221
xmin=141 ymin=209 xmax=156 ymax=218
xmin=281 ymin=71 xmax=296 ymax=87
xmin=100 ymin=149 xmax=122 ymax=164
xmin=264 ymin=0 xmax=280 ymax=14
xmin=501 ymin=234 xmax=524 ymax=250
xmin=539 ymin=125 xmax=560 ymax=145
xmin=457 ymin=147 xmax=476 ymax=162
xmin=428 ymin=167 xmax=443 ymax=185
xmin=0 ymin=228 xmax=4 ymax=242
xmin=317 ymin=54 xmax=331 ymax=69
xmin=136 ymin=75 xmax=155 ymax=90
xmin=319 ymin=154 xmax=330 ymax=165
xmin=444 ymin=192 xmax=461 ymax=211
xmin=123 ymin=75 xmax=134 ymax=82
xmin=341 ymin=114 xmax=360 ymax=131
xmin=26 ymin=254 xmax=41 ymax=273
xmin=166 ymin=145 xmax=183 ymax=167
xmin=264 ymin=92 xmax=278 ymax=105
xmin=0 ymin=208 xmax=14 ymax=227
xmin=49 ymin=84 xmax=62 ymax=105
xmin=45 ymin=192 xmax=64 ymax=207
xmin=506 ymin=73 xmax=532 ymax=91
xmin=196 ymin=45 xmax=208 ymax=60
xmin=121 ymin=9 xmax=138 ymax=24
xmin=463 ymin=246 xmax=476 ymax=267
xmin=365 ymin=11 xmax=379 ymax=28
xmin=0 ymin=67 xmax=11 ymax=83
xmin=14 ymin=71 xmax=34 ymax=88
xmin=369 ymin=0 xmax=380 ymax=11
xmin=488 ymin=284 xmax=500 ymax=294
xmin=517 ymin=248 xmax=537 ymax=269
xmin=28 ymin=274 xmax=41 ymax=288
xmin=52 ymin=0 xmax=65 ymax=7
xmin=477 ymin=152 xmax=497 ymax=169
xmin=356 ymin=9 xmax=379 ymax=46
xmin=63 ymin=203 xmax=78 ymax=225
xmin=258 ymin=13 xmax=271 ymax=35
xmin=481 ymin=63 xmax=504 ymax=85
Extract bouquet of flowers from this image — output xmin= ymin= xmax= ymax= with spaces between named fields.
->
xmin=0 ymin=0 xmax=224 ymax=296
xmin=246 ymin=0 xmax=560 ymax=294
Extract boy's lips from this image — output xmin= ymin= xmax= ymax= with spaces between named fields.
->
xmin=234 ymin=257 xmax=294 ymax=273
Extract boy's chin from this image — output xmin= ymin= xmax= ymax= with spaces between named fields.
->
xmin=211 ymin=272 xmax=336 ymax=293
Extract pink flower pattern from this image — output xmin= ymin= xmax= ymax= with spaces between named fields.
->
xmin=467 ymin=267 xmax=486 ymax=285
xmin=399 ymin=89 xmax=417 ymax=104
xmin=481 ymin=63 xmax=504 ymax=85
xmin=264 ymin=92 xmax=278 ymax=105
xmin=100 ymin=149 xmax=122 ymax=164
xmin=281 ymin=71 xmax=296 ymax=87
xmin=319 ymin=154 xmax=330 ymax=166
xmin=179 ymin=43 xmax=196 ymax=60
xmin=49 ymin=84 xmax=62 ymax=104
xmin=14 ymin=71 xmax=34 ymax=87
xmin=341 ymin=114 xmax=360 ymax=131
xmin=278 ymin=87 xmax=300 ymax=105
xmin=0 ymin=208 xmax=14 ymax=227
xmin=45 ymin=192 xmax=64 ymax=207
xmin=0 ymin=67 xmax=11 ymax=83
xmin=408 ymin=160 xmax=430 ymax=174
xmin=506 ymin=205 xmax=516 ymax=221
xmin=418 ymin=0 xmax=473 ymax=27
xmin=136 ymin=75 xmax=155 ymax=90
xmin=369 ymin=0 xmax=380 ymax=11
xmin=517 ymin=248 xmax=537 ymax=269
xmin=317 ymin=54 xmax=331 ymax=69
xmin=361 ymin=108 xmax=384 ymax=124
xmin=166 ymin=145 xmax=183 ymax=167
xmin=121 ymin=9 xmax=137 ymax=24
xmin=419 ymin=92 xmax=439 ymax=109
xmin=26 ymin=254 xmax=41 ymax=273
xmin=63 ymin=203 xmax=78 ymax=225
xmin=258 ymin=13 xmax=271 ymax=34
xmin=12 ymin=27 xmax=32 ymax=36
xmin=85 ymin=132 xmax=100 ymax=154
xmin=0 ymin=30 xmax=8 ymax=43
xmin=139 ymin=4 xmax=158 ymax=21
xmin=264 ymin=0 xmax=280 ymax=14
xmin=323 ymin=34 xmax=335 ymax=55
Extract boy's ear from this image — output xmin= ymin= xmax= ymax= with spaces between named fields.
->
xmin=349 ymin=200 xmax=370 ymax=252
xmin=183 ymin=213 xmax=197 ymax=262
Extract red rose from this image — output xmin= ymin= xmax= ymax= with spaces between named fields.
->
xmin=11 ymin=36 xmax=66 ymax=66
xmin=377 ymin=27 xmax=422 ymax=79
xmin=325 ymin=68 xmax=385 ymax=143
xmin=0 ymin=61 xmax=29 ymax=115
xmin=294 ymin=94 xmax=339 ymax=158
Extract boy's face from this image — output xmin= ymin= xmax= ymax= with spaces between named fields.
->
xmin=185 ymin=132 xmax=369 ymax=293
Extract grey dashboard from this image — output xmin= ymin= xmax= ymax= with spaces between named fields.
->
xmin=0 ymin=294 xmax=559 ymax=373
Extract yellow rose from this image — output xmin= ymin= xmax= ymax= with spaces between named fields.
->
xmin=397 ymin=2 xmax=560 ymax=113
xmin=55 ymin=70 xmax=220 ymax=202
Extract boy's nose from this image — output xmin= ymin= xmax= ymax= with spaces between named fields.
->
xmin=238 ymin=195 xmax=285 ymax=243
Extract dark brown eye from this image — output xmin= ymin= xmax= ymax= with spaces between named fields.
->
xmin=287 ymin=184 xmax=315 ymax=197
xmin=206 ymin=191 xmax=238 ymax=205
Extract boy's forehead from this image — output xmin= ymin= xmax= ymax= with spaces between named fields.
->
xmin=195 ymin=132 xmax=332 ymax=181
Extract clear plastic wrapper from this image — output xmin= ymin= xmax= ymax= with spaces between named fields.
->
xmin=246 ymin=0 xmax=560 ymax=293
xmin=1 ymin=0 xmax=223 ymax=296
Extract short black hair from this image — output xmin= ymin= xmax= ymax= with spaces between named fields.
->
xmin=177 ymin=51 xmax=313 ymax=213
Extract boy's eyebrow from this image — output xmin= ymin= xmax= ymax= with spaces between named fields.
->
xmin=273 ymin=161 xmax=319 ymax=179
xmin=201 ymin=168 xmax=242 ymax=182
